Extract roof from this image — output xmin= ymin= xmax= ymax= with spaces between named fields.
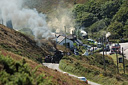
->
xmin=78 ymin=77 xmax=86 ymax=78
xmin=51 ymin=33 xmax=60 ymax=38
xmin=75 ymin=39 xmax=83 ymax=45
xmin=67 ymin=35 xmax=74 ymax=40
xmin=57 ymin=35 xmax=74 ymax=44
xmin=57 ymin=36 xmax=65 ymax=43
xmin=87 ymin=39 xmax=94 ymax=41
xmin=112 ymin=46 xmax=120 ymax=48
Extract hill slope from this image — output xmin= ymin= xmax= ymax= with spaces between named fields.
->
xmin=24 ymin=0 xmax=87 ymax=13
xmin=59 ymin=53 xmax=128 ymax=85
xmin=0 ymin=24 xmax=52 ymax=62
xmin=0 ymin=49 xmax=86 ymax=85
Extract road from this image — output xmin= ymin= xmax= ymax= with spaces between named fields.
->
xmin=119 ymin=43 xmax=128 ymax=59
xmin=100 ymin=42 xmax=128 ymax=60
xmin=43 ymin=63 xmax=100 ymax=85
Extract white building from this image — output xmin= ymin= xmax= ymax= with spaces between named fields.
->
xmin=57 ymin=35 xmax=74 ymax=48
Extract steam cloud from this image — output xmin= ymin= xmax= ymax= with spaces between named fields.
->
xmin=48 ymin=2 xmax=75 ymax=34
xmin=80 ymin=29 xmax=87 ymax=36
xmin=0 ymin=0 xmax=51 ymax=40
xmin=106 ymin=32 xmax=111 ymax=38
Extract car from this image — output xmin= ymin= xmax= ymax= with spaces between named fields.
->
xmin=83 ymin=44 xmax=88 ymax=48
xmin=105 ymin=44 xmax=110 ymax=51
xmin=74 ymin=51 xmax=79 ymax=55
xmin=97 ymin=43 xmax=103 ymax=48
xmin=78 ymin=77 xmax=88 ymax=84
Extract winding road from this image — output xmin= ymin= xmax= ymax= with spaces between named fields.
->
xmin=43 ymin=63 xmax=100 ymax=85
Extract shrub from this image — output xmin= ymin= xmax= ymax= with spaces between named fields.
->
xmin=0 ymin=55 xmax=52 ymax=85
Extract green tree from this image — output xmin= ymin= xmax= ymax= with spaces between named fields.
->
xmin=112 ymin=1 xmax=128 ymax=22
xmin=107 ymin=21 xmax=123 ymax=39
xmin=100 ymin=0 xmax=121 ymax=18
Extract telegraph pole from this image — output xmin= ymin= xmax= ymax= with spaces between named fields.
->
xmin=102 ymin=36 xmax=106 ymax=71
xmin=116 ymin=50 xmax=119 ymax=73
xmin=65 ymin=26 xmax=67 ymax=57
xmin=92 ymin=31 xmax=94 ymax=53
xmin=122 ymin=47 xmax=125 ymax=74
xmin=55 ymin=32 xmax=57 ymax=44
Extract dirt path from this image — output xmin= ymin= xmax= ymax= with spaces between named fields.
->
xmin=43 ymin=63 xmax=101 ymax=85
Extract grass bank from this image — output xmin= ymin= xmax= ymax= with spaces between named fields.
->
xmin=0 ymin=49 xmax=86 ymax=85
xmin=59 ymin=53 xmax=128 ymax=85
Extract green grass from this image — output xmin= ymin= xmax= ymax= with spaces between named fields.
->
xmin=59 ymin=53 xmax=128 ymax=85
xmin=110 ymin=54 xmax=128 ymax=74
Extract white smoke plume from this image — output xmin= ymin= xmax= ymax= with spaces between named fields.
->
xmin=106 ymin=32 xmax=111 ymax=38
xmin=80 ymin=29 xmax=87 ymax=36
xmin=0 ymin=0 xmax=51 ymax=40
xmin=48 ymin=2 xmax=75 ymax=34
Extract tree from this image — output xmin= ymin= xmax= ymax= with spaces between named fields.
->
xmin=112 ymin=1 xmax=128 ymax=22
xmin=75 ymin=12 xmax=98 ymax=27
xmin=100 ymin=0 xmax=121 ymax=18
xmin=107 ymin=21 xmax=123 ymax=39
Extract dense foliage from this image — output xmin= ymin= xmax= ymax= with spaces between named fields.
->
xmin=0 ymin=55 xmax=51 ymax=85
xmin=73 ymin=0 xmax=128 ymax=39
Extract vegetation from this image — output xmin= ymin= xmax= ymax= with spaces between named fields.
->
xmin=73 ymin=0 xmax=128 ymax=40
xmin=0 ymin=24 xmax=61 ymax=64
xmin=0 ymin=50 xmax=86 ymax=85
xmin=110 ymin=54 xmax=128 ymax=74
xmin=59 ymin=53 xmax=128 ymax=85
xmin=0 ymin=54 xmax=52 ymax=85
xmin=1 ymin=0 xmax=128 ymax=84
xmin=24 ymin=0 xmax=87 ymax=13
xmin=19 ymin=28 xmax=34 ymax=37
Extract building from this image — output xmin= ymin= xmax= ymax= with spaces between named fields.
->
xmin=52 ymin=33 xmax=84 ymax=49
xmin=57 ymin=35 xmax=74 ymax=48
xmin=75 ymin=39 xmax=83 ymax=46
xmin=51 ymin=33 xmax=60 ymax=38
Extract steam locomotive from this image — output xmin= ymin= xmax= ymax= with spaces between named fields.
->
xmin=44 ymin=50 xmax=63 ymax=63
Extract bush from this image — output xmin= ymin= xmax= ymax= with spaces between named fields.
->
xmin=0 ymin=55 xmax=52 ymax=85
xmin=116 ymin=75 xmax=122 ymax=81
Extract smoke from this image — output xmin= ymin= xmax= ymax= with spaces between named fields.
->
xmin=0 ymin=0 xmax=51 ymax=40
xmin=106 ymin=32 xmax=111 ymax=38
xmin=80 ymin=29 xmax=87 ymax=36
xmin=48 ymin=1 xmax=75 ymax=34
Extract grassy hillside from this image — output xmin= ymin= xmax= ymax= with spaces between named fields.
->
xmin=59 ymin=53 xmax=128 ymax=85
xmin=0 ymin=24 xmax=49 ymax=62
xmin=0 ymin=24 xmax=87 ymax=84
xmin=0 ymin=49 xmax=86 ymax=85
xmin=0 ymin=24 xmax=72 ymax=63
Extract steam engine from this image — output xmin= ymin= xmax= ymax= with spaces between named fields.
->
xmin=44 ymin=50 xmax=63 ymax=63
